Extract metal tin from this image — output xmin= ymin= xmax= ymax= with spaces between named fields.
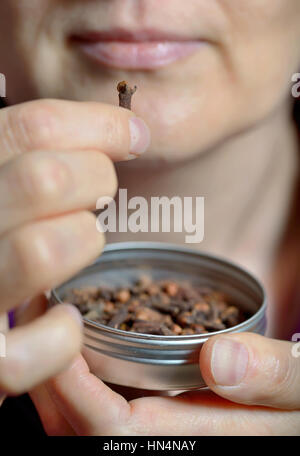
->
xmin=50 ymin=242 xmax=267 ymax=391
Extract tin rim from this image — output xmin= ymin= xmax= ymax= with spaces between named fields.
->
xmin=51 ymin=241 xmax=267 ymax=342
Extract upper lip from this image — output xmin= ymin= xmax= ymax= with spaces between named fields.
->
xmin=70 ymin=27 xmax=198 ymax=43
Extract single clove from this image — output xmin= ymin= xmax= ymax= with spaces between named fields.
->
xmin=117 ymin=81 xmax=137 ymax=110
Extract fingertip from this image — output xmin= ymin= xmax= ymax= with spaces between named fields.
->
xmin=199 ymin=336 xmax=216 ymax=386
xmin=200 ymin=334 xmax=252 ymax=388
xmin=128 ymin=116 xmax=151 ymax=158
xmin=58 ymin=303 xmax=83 ymax=328
xmin=200 ymin=333 xmax=272 ymax=392
xmin=46 ymin=304 xmax=83 ymax=358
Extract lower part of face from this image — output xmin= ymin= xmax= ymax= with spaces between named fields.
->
xmin=1 ymin=0 xmax=300 ymax=162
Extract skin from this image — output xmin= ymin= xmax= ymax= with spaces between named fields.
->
xmin=0 ymin=0 xmax=299 ymax=435
xmin=0 ymin=99 xmax=149 ymax=406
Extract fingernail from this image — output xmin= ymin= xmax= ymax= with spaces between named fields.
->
xmin=62 ymin=304 xmax=83 ymax=327
xmin=211 ymin=338 xmax=248 ymax=386
xmin=129 ymin=117 xmax=151 ymax=157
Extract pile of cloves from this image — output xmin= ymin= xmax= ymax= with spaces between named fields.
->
xmin=63 ymin=275 xmax=249 ymax=336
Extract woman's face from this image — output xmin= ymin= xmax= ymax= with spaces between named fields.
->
xmin=1 ymin=0 xmax=300 ymax=162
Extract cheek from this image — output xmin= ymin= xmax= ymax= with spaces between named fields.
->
xmin=133 ymin=73 xmax=233 ymax=161
xmin=218 ymin=0 xmax=300 ymax=102
xmin=145 ymin=0 xmax=300 ymax=159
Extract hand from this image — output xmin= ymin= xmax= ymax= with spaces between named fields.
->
xmin=30 ymin=332 xmax=300 ymax=435
xmin=0 ymin=99 xmax=150 ymax=402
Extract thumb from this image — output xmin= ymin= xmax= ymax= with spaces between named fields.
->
xmin=200 ymin=332 xmax=300 ymax=410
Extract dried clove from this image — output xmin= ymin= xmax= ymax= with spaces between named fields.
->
xmin=63 ymin=275 xmax=249 ymax=336
xmin=117 ymin=81 xmax=137 ymax=110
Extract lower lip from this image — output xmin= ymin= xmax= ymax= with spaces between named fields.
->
xmin=74 ymin=41 xmax=204 ymax=69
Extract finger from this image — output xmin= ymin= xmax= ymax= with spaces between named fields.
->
xmin=45 ymin=354 xmax=300 ymax=436
xmin=0 ymin=149 xmax=117 ymax=234
xmin=200 ymin=332 xmax=300 ymax=409
xmin=0 ymin=304 xmax=82 ymax=395
xmin=46 ymin=374 xmax=300 ymax=436
xmin=45 ymin=355 xmax=130 ymax=435
xmin=30 ymin=384 xmax=76 ymax=436
xmin=0 ymin=99 xmax=150 ymax=165
xmin=130 ymin=390 xmax=300 ymax=436
xmin=0 ymin=210 xmax=104 ymax=313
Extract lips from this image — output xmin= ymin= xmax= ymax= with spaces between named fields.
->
xmin=70 ymin=28 xmax=204 ymax=70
